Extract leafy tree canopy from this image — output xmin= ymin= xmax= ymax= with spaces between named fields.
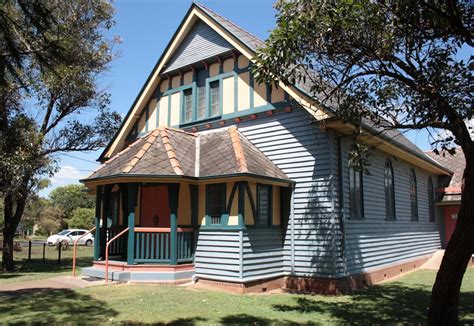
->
xmin=1 ymin=0 xmax=121 ymax=271
xmin=68 ymin=207 xmax=95 ymax=230
xmin=254 ymin=0 xmax=472 ymax=324
xmin=49 ymin=184 xmax=94 ymax=220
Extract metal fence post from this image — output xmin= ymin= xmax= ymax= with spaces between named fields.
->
xmin=28 ymin=241 xmax=32 ymax=261
xmin=58 ymin=243 xmax=62 ymax=264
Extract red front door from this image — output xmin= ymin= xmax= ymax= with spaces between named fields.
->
xmin=140 ymin=185 xmax=170 ymax=227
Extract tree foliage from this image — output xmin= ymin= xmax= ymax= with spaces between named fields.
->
xmin=36 ymin=206 xmax=64 ymax=236
xmin=254 ymin=0 xmax=472 ymax=324
xmin=49 ymin=184 xmax=94 ymax=220
xmin=68 ymin=207 xmax=95 ymax=230
xmin=0 ymin=1 xmax=121 ymax=271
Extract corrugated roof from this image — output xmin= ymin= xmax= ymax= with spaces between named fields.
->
xmin=85 ymin=127 xmax=289 ymax=182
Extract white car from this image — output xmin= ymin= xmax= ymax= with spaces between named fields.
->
xmin=47 ymin=229 xmax=94 ymax=246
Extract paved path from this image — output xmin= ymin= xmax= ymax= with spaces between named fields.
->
xmin=0 ymin=276 xmax=106 ymax=292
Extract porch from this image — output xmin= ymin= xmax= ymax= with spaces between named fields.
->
xmin=81 ymin=127 xmax=293 ymax=283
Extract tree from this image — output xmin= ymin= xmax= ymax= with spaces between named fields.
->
xmin=254 ymin=1 xmax=472 ymax=324
xmin=49 ymin=185 xmax=94 ymax=220
xmin=1 ymin=1 xmax=121 ymax=271
xmin=68 ymin=207 xmax=95 ymax=230
xmin=37 ymin=206 xmax=64 ymax=236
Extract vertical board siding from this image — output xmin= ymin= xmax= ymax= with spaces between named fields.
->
xmin=339 ymin=138 xmax=444 ymax=275
xmin=163 ymin=20 xmax=233 ymax=74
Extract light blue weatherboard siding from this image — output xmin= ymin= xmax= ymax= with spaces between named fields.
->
xmin=194 ymin=107 xmax=345 ymax=282
xmin=338 ymin=137 xmax=444 ymax=275
xmin=163 ymin=20 xmax=233 ymax=74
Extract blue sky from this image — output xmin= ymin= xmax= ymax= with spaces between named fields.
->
xmin=40 ymin=0 xmax=434 ymax=196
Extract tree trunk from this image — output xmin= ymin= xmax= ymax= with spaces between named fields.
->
xmin=1 ymin=229 xmax=15 ymax=271
xmin=1 ymin=192 xmax=28 ymax=271
xmin=427 ymin=148 xmax=474 ymax=325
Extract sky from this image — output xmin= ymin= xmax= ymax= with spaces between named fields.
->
xmin=40 ymin=0 xmax=435 ymax=197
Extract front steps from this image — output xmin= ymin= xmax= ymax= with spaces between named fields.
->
xmin=81 ymin=261 xmax=195 ymax=283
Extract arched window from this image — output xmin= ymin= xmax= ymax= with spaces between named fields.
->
xmin=349 ymin=164 xmax=364 ymax=219
xmin=384 ymin=159 xmax=396 ymax=220
xmin=428 ymin=176 xmax=435 ymax=222
xmin=410 ymin=168 xmax=418 ymax=221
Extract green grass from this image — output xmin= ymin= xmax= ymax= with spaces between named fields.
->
xmin=0 ymin=245 xmax=94 ymax=284
xmin=0 ymin=267 xmax=473 ymax=324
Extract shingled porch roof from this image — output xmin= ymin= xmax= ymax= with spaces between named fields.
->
xmin=84 ymin=127 xmax=290 ymax=183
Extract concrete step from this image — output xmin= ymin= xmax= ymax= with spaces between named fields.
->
xmin=81 ymin=266 xmax=195 ymax=282
xmin=81 ymin=267 xmax=130 ymax=281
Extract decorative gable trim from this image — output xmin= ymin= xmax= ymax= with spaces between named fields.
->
xmin=99 ymin=3 xmax=331 ymax=162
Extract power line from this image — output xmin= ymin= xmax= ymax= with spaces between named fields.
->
xmin=59 ymin=166 xmax=94 ymax=172
xmin=60 ymin=153 xmax=98 ymax=164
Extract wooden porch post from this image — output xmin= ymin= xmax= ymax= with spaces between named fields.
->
xmin=94 ymin=185 xmax=103 ymax=261
xmin=100 ymin=185 xmax=112 ymax=260
xmin=168 ymin=183 xmax=180 ymax=265
xmin=126 ymin=183 xmax=139 ymax=265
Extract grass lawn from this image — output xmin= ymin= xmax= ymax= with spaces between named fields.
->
xmin=0 ymin=245 xmax=94 ymax=284
xmin=0 ymin=267 xmax=473 ymax=324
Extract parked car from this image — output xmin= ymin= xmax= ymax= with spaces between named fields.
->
xmin=47 ymin=229 xmax=94 ymax=246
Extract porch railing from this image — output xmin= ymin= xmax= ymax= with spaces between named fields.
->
xmin=107 ymin=225 xmax=126 ymax=257
xmin=133 ymin=227 xmax=194 ymax=264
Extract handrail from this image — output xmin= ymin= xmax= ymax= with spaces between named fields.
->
xmin=105 ymin=227 xmax=129 ymax=283
xmin=134 ymin=227 xmax=193 ymax=233
xmin=72 ymin=227 xmax=96 ymax=277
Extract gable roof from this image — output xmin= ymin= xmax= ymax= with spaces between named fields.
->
xmin=85 ymin=126 xmax=289 ymax=183
xmin=98 ymin=2 xmax=450 ymax=177
xmin=425 ymin=148 xmax=464 ymax=202
xmin=98 ymin=2 xmax=330 ymax=162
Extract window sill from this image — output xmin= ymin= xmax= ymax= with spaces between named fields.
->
xmin=179 ymin=115 xmax=221 ymax=128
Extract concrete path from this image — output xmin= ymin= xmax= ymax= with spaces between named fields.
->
xmin=422 ymin=250 xmax=445 ymax=270
xmin=0 ymin=276 xmax=106 ymax=292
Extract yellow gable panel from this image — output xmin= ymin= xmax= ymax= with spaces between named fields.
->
xmin=183 ymin=71 xmax=193 ymax=84
xmin=158 ymin=97 xmax=169 ymax=127
xmin=170 ymin=92 xmax=181 ymax=126
xmin=238 ymin=72 xmax=250 ymax=111
xmin=223 ymin=58 xmax=234 ymax=72
xmin=238 ymin=54 xmax=249 ymax=69
xmin=138 ymin=112 xmax=146 ymax=134
xmin=171 ymin=75 xmax=180 ymax=88
xmin=254 ymin=82 xmax=267 ymax=107
xmin=222 ymin=76 xmax=234 ymax=115
xmin=160 ymin=79 xmax=169 ymax=93
xmin=271 ymin=84 xmax=285 ymax=103
xmin=147 ymin=98 xmax=158 ymax=131
xmin=209 ymin=63 xmax=220 ymax=77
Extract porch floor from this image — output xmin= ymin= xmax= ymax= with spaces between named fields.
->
xmin=81 ymin=261 xmax=195 ymax=283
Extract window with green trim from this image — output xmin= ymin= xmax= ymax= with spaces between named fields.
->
xmin=183 ymin=88 xmax=193 ymax=123
xmin=384 ymin=159 xmax=396 ymax=220
xmin=196 ymin=68 xmax=207 ymax=120
xmin=410 ymin=168 xmax=418 ymax=221
xmin=209 ymin=80 xmax=220 ymax=117
xmin=349 ymin=164 xmax=364 ymax=219
xmin=206 ymin=183 xmax=226 ymax=225
xmin=257 ymin=184 xmax=272 ymax=227
xmin=428 ymin=176 xmax=435 ymax=222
